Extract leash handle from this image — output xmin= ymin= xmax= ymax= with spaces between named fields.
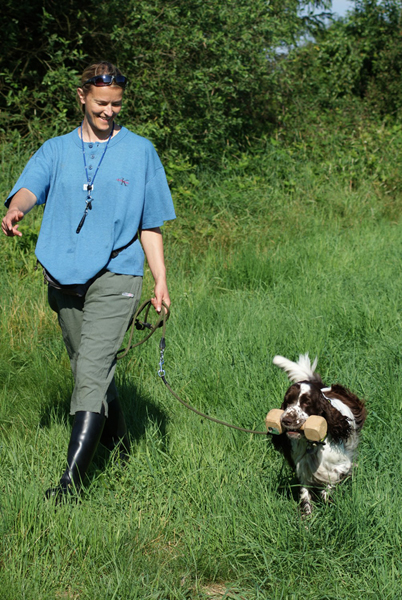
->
xmin=116 ymin=299 xmax=170 ymax=360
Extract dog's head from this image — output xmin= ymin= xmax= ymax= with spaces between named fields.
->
xmin=280 ymin=381 xmax=354 ymax=441
xmin=280 ymin=381 xmax=325 ymax=440
xmin=273 ymin=354 xmax=357 ymax=442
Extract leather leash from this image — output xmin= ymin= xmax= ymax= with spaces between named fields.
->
xmin=117 ymin=300 xmax=268 ymax=436
xmin=116 ymin=298 xmax=169 ymax=359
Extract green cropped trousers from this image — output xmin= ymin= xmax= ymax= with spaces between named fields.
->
xmin=48 ymin=270 xmax=142 ymax=416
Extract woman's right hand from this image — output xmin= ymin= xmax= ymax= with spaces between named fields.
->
xmin=1 ymin=207 xmax=25 ymax=237
xmin=2 ymin=188 xmax=37 ymax=237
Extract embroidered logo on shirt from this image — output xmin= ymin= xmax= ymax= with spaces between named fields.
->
xmin=117 ymin=178 xmax=129 ymax=186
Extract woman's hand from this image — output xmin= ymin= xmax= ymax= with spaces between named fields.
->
xmin=152 ymin=279 xmax=171 ymax=314
xmin=2 ymin=207 xmax=25 ymax=237
xmin=2 ymin=188 xmax=37 ymax=237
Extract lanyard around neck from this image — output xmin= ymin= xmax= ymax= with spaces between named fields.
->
xmin=76 ymin=121 xmax=114 ymax=234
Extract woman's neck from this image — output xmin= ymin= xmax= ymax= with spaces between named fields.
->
xmin=80 ymin=120 xmax=120 ymax=143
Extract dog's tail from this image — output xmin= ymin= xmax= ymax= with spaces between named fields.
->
xmin=273 ymin=353 xmax=321 ymax=383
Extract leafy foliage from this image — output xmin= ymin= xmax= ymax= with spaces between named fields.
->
xmin=279 ymin=0 xmax=402 ymax=119
xmin=0 ymin=0 xmax=330 ymax=162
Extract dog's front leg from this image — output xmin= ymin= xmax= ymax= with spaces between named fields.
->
xmin=320 ymin=484 xmax=334 ymax=503
xmin=300 ymin=486 xmax=313 ymax=515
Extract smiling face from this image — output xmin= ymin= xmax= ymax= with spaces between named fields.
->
xmin=77 ymin=85 xmax=124 ymax=141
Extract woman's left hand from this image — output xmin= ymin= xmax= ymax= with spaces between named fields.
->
xmin=151 ymin=280 xmax=171 ymax=314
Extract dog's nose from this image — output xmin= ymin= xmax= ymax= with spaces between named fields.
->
xmin=282 ymin=414 xmax=296 ymax=428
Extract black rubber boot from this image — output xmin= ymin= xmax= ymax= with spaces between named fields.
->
xmin=45 ymin=410 xmax=105 ymax=501
xmin=100 ymin=398 xmax=131 ymax=460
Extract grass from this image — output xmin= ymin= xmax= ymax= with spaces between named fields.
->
xmin=1 ymin=125 xmax=402 ymax=598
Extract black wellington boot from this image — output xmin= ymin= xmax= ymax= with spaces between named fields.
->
xmin=100 ymin=398 xmax=131 ymax=460
xmin=45 ymin=410 xmax=105 ymax=501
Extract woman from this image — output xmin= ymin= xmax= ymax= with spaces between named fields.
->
xmin=2 ymin=61 xmax=176 ymax=500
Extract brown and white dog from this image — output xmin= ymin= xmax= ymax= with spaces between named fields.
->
xmin=271 ymin=354 xmax=367 ymax=514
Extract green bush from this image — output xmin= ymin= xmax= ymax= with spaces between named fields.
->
xmin=278 ymin=0 xmax=402 ymax=118
xmin=0 ymin=0 xmax=331 ymax=163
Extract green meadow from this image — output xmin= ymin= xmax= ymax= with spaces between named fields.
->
xmin=1 ymin=124 xmax=402 ymax=599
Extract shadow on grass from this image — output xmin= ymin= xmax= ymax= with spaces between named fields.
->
xmin=120 ymin=381 xmax=169 ymax=452
xmin=39 ymin=378 xmax=168 ymax=442
xmin=276 ymin=475 xmax=306 ymax=505
xmin=38 ymin=393 xmax=71 ymax=428
xmin=268 ymin=456 xmax=301 ymax=504
xmin=38 ymin=379 xmax=169 ymax=481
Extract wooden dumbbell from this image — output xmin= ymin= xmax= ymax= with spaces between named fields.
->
xmin=265 ymin=409 xmax=285 ymax=435
xmin=265 ymin=409 xmax=327 ymax=442
xmin=301 ymin=415 xmax=327 ymax=442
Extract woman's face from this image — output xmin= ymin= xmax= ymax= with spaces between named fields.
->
xmin=77 ymin=85 xmax=124 ymax=139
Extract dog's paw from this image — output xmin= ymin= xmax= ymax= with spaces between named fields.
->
xmin=320 ymin=486 xmax=334 ymax=504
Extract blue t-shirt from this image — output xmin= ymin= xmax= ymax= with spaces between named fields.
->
xmin=6 ymin=127 xmax=176 ymax=284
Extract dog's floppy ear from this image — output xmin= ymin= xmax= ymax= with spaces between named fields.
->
xmin=320 ymin=398 xmax=352 ymax=442
xmin=327 ymin=384 xmax=367 ymax=432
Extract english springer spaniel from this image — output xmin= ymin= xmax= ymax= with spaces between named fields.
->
xmin=271 ymin=354 xmax=367 ymax=515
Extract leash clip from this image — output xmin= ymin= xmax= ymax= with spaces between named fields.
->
xmin=158 ymin=337 xmax=166 ymax=377
xmin=306 ymin=440 xmax=326 ymax=453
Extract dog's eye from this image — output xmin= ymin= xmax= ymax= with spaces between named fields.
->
xmin=299 ymin=396 xmax=310 ymax=408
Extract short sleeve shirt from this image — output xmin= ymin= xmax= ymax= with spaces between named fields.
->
xmin=6 ymin=127 xmax=176 ymax=284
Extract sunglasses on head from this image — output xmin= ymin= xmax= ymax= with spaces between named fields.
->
xmin=83 ymin=74 xmax=128 ymax=88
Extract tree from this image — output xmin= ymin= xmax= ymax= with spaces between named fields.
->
xmin=278 ymin=0 xmax=402 ymax=117
xmin=0 ymin=0 xmax=330 ymax=162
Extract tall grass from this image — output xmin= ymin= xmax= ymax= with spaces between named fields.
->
xmin=1 ymin=126 xmax=402 ymax=599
